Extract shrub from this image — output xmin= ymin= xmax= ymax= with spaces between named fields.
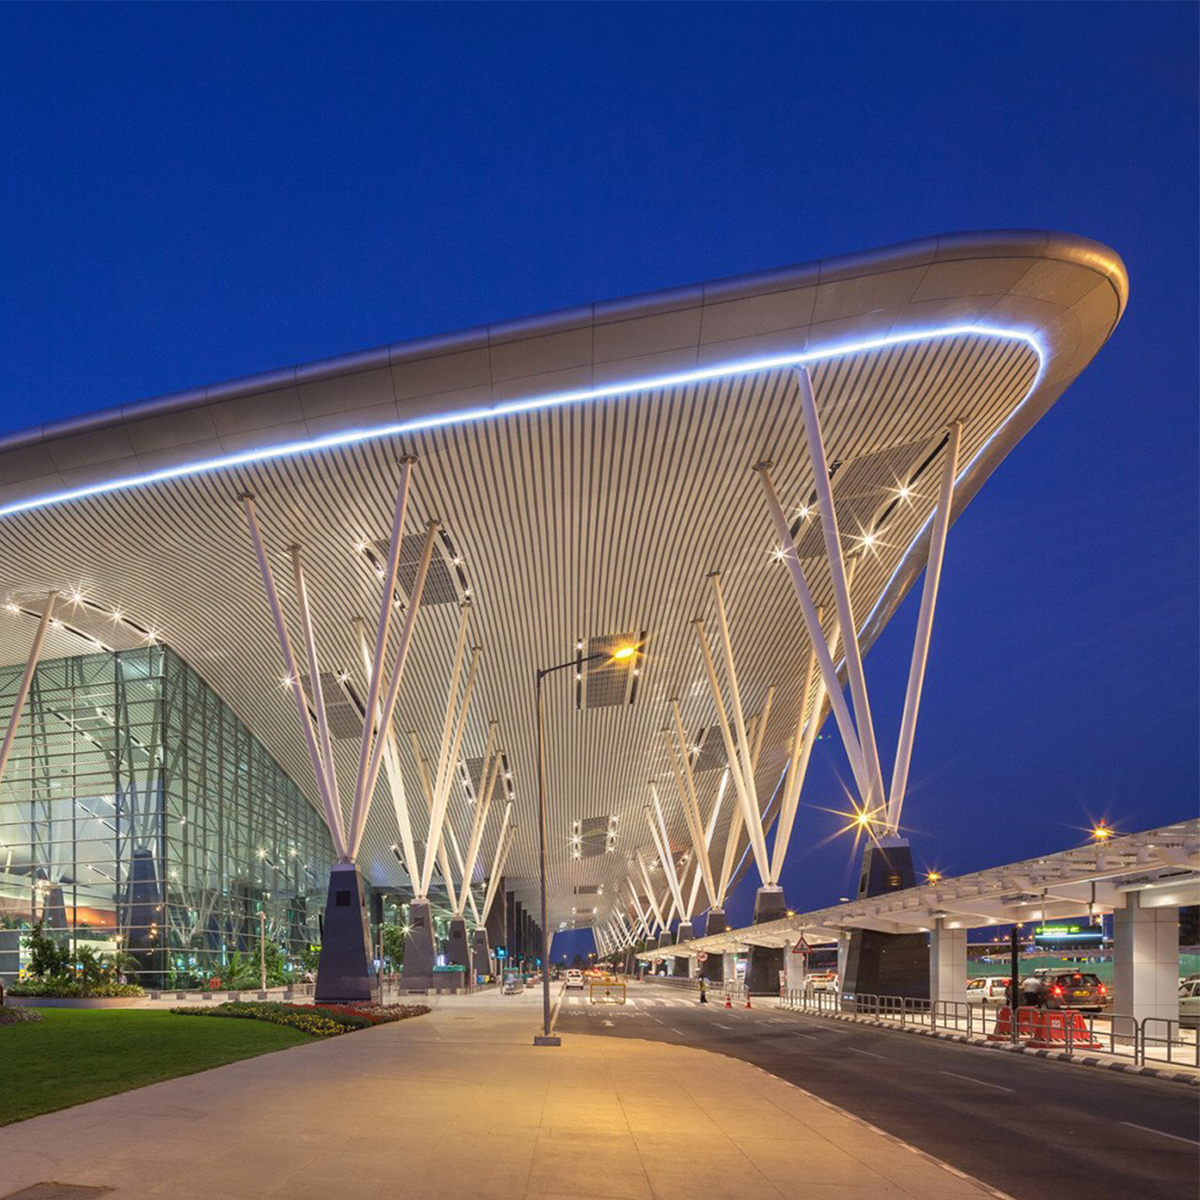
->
xmin=7 ymin=979 xmax=145 ymax=998
xmin=0 ymin=1007 xmax=43 ymax=1025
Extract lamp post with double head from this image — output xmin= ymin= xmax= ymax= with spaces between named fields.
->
xmin=533 ymin=644 xmax=636 ymax=1046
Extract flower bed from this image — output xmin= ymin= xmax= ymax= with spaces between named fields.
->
xmin=169 ymin=1000 xmax=429 ymax=1037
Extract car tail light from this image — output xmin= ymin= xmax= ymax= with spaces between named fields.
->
xmin=1052 ymin=984 xmax=1063 ymax=996
xmin=1098 ymin=984 xmax=1107 ymax=997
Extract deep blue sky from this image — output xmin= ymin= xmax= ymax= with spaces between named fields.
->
xmin=2 ymin=4 xmax=1196 ymax=958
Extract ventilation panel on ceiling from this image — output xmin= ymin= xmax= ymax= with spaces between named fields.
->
xmin=691 ymin=726 xmax=727 ymax=774
xmin=300 ymin=672 xmax=365 ymax=740
xmin=794 ymin=435 xmax=937 ymax=560
xmin=576 ymin=629 xmax=645 ymax=709
xmin=363 ymin=528 xmax=468 ymax=607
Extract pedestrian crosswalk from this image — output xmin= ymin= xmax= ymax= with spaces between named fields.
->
xmin=564 ymin=994 xmax=710 ymax=1010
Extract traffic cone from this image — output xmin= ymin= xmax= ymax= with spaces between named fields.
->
xmin=724 ymin=993 xmax=732 ymax=1009
xmin=745 ymin=993 xmax=753 ymax=1009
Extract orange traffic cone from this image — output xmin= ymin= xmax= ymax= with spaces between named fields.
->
xmin=745 ymin=993 xmax=753 ymax=1009
xmin=724 ymin=993 xmax=732 ymax=1009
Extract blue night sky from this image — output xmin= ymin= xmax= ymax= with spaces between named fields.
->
xmin=2 ymin=4 xmax=1196 ymax=959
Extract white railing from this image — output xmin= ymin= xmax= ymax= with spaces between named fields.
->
xmin=777 ymin=989 xmax=1198 ymax=1070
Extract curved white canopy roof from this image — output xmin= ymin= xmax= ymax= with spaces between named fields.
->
xmin=0 ymin=230 xmax=1128 ymax=932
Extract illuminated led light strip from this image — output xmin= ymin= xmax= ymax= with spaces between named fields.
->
xmin=0 ymin=323 xmax=1044 ymax=519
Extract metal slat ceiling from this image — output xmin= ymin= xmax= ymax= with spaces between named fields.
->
xmin=0 ymin=333 xmax=1044 ymax=933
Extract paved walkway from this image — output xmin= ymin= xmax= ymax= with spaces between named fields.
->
xmin=0 ymin=988 xmax=1003 ymax=1200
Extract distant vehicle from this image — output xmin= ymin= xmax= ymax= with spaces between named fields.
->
xmin=804 ymin=971 xmax=839 ymax=993
xmin=1021 ymin=969 xmax=1106 ymax=1012
xmin=565 ymin=969 xmax=585 ymax=990
xmin=502 ymin=974 xmax=524 ymax=995
xmin=965 ymin=976 xmax=1010 ymax=1005
xmin=1179 ymin=979 xmax=1200 ymax=1029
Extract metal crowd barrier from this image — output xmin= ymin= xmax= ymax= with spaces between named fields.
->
xmin=776 ymin=988 xmax=1198 ymax=1070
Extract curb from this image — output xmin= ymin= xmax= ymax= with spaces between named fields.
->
xmin=743 ymin=1060 xmax=1019 ymax=1200
xmin=782 ymin=1009 xmax=1200 ymax=1088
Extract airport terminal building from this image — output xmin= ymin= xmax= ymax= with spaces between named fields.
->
xmin=0 ymin=229 xmax=1139 ymax=1000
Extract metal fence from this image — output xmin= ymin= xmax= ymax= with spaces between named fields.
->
xmin=777 ymin=988 xmax=1198 ymax=1070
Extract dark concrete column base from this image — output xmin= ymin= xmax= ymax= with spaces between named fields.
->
xmin=842 ymin=838 xmax=929 ymax=1000
xmin=471 ymin=927 xmax=491 ymax=981
xmin=446 ymin=915 xmax=471 ymax=985
xmin=400 ymin=898 xmax=438 ymax=991
xmin=745 ymin=886 xmax=788 ymax=995
xmin=315 ymin=863 xmax=378 ymax=1004
xmin=700 ymin=909 xmax=728 ymax=982
xmin=673 ymin=921 xmax=694 ymax=976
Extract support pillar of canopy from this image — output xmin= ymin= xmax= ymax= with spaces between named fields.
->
xmin=700 ymin=909 xmax=728 ymax=982
xmin=842 ymin=838 xmax=929 ymax=1000
xmin=400 ymin=897 xmax=438 ymax=992
xmin=929 ymin=918 xmax=967 ymax=1007
xmin=446 ymin=915 xmax=471 ymax=989
xmin=673 ymin=920 xmax=694 ymax=976
xmin=471 ymin=927 xmax=492 ymax=981
xmin=315 ymin=863 xmax=378 ymax=1003
xmin=1113 ymin=892 xmax=1180 ymax=1026
xmin=745 ymin=886 xmax=788 ymax=995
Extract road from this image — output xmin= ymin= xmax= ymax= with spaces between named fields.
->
xmin=556 ymin=979 xmax=1199 ymax=1200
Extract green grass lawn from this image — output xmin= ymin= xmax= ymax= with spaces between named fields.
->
xmin=0 ymin=1008 xmax=310 ymax=1126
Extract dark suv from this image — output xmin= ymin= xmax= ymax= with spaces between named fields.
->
xmin=1020 ymin=969 xmax=1106 ymax=1012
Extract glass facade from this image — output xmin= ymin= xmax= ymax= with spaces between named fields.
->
xmin=0 ymin=645 xmax=333 ymax=987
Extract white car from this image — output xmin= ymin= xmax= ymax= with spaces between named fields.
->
xmin=1179 ymin=979 xmax=1200 ymax=1029
xmin=966 ymin=976 xmax=1010 ymax=1005
xmin=803 ymin=971 xmax=839 ymax=993
xmin=565 ymin=970 xmax=585 ymax=990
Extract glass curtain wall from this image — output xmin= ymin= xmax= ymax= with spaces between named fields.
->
xmin=0 ymin=645 xmax=333 ymax=987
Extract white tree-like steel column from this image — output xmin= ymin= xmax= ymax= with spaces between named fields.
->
xmin=795 ymin=365 xmax=888 ymax=815
xmin=349 ymin=519 xmax=441 ymax=860
xmin=479 ymin=803 xmax=516 ymax=926
xmin=692 ymin=580 xmax=773 ymax=885
xmin=354 ymin=618 xmax=419 ymax=888
xmin=240 ymin=493 xmax=349 ymax=860
xmin=646 ymin=784 xmax=686 ymax=917
xmin=454 ymin=722 xmax=500 ymax=920
xmin=408 ymin=734 xmax=462 ymax=913
xmin=887 ymin=420 xmax=962 ymax=831
xmin=758 ymin=386 xmax=964 ymax=839
xmin=0 ymin=592 xmax=58 ymax=790
xmin=665 ymin=701 xmax=717 ymax=907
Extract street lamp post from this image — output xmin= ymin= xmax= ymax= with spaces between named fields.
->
xmin=259 ymin=910 xmax=267 ymax=994
xmin=533 ymin=645 xmax=636 ymax=1046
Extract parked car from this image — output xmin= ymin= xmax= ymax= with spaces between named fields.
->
xmin=803 ymin=971 xmax=839 ymax=993
xmin=1021 ymin=968 xmax=1106 ymax=1012
xmin=965 ymin=976 xmax=1010 ymax=1005
xmin=1179 ymin=979 xmax=1200 ymax=1029
xmin=565 ymin=969 xmax=585 ymax=990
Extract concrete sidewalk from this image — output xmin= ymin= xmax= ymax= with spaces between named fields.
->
xmin=0 ymin=991 xmax=1004 ymax=1200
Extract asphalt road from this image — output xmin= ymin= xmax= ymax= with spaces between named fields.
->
xmin=556 ymin=980 xmax=1199 ymax=1200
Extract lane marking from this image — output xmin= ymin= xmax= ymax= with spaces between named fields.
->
xmin=790 ymin=1032 xmax=818 ymax=1040
xmin=848 ymin=1048 xmax=889 ymax=1059
xmin=669 ymin=1027 xmax=685 ymax=1035
xmin=713 ymin=1022 xmax=732 ymax=1029
xmin=1121 ymin=1122 xmax=1200 ymax=1146
xmin=939 ymin=1071 xmax=1014 ymax=1093
xmin=602 ymin=1019 xmax=614 ymax=1027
